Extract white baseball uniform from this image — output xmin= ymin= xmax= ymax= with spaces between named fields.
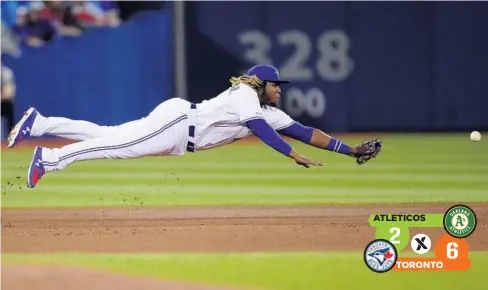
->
xmin=33 ymin=83 xmax=295 ymax=172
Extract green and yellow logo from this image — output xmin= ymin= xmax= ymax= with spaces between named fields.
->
xmin=443 ymin=205 xmax=477 ymax=238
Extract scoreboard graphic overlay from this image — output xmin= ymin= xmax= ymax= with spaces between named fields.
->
xmin=364 ymin=204 xmax=476 ymax=273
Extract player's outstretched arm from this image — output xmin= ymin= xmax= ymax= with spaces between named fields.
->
xmin=278 ymin=122 xmax=382 ymax=165
xmin=245 ymin=119 xmax=322 ymax=168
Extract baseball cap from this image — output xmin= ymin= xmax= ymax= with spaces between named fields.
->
xmin=247 ymin=65 xmax=290 ymax=84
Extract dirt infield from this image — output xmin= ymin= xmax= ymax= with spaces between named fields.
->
xmin=3 ymin=204 xmax=487 ymax=253
xmin=2 ymin=204 xmax=487 ymax=290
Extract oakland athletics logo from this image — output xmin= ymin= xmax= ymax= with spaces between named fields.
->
xmin=443 ymin=205 xmax=477 ymax=238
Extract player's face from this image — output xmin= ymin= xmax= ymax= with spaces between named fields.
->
xmin=265 ymin=82 xmax=281 ymax=105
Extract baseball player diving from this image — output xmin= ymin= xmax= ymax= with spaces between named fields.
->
xmin=6 ymin=65 xmax=382 ymax=188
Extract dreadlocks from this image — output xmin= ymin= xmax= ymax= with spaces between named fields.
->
xmin=229 ymin=74 xmax=271 ymax=106
xmin=229 ymin=74 xmax=264 ymax=90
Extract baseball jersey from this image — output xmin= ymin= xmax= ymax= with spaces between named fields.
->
xmin=194 ymin=83 xmax=295 ymax=150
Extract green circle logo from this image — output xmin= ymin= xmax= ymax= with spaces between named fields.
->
xmin=443 ymin=204 xmax=477 ymax=238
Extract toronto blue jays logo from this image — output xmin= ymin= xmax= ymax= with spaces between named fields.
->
xmin=369 ymin=247 xmax=393 ymax=266
xmin=364 ymin=239 xmax=398 ymax=273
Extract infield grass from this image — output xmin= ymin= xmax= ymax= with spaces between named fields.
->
xmin=3 ymin=252 xmax=488 ymax=290
xmin=2 ymin=134 xmax=488 ymax=207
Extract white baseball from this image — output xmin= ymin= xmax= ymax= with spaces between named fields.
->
xmin=470 ymin=131 xmax=481 ymax=142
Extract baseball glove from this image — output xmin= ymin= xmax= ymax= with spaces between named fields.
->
xmin=350 ymin=138 xmax=382 ymax=165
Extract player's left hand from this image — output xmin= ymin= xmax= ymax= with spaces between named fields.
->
xmin=293 ymin=154 xmax=323 ymax=168
xmin=352 ymin=138 xmax=382 ymax=165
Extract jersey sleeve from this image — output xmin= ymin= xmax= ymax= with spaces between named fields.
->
xmin=264 ymin=107 xmax=295 ymax=130
xmin=230 ymin=85 xmax=265 ymax=124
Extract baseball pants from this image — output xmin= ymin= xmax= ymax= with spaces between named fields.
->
xmin=31 ymin=98 xmax=193 ymax=171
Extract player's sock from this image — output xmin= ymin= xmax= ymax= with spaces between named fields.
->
xmin=326 ymin=138 xmax=352 ymax=156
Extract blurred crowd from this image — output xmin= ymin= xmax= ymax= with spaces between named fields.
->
xmin=1 ymin=1 xmax=121 ymax=47
xmin=1 ymin=1 xmax=121 ymax=138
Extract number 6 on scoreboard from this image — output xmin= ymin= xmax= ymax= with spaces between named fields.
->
xmin=447 ymin=242 xmax=459 ymax=259
xmin=389 ymin=227 xmax=401 ymax=244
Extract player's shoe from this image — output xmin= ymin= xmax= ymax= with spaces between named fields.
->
xmin=6 ymin=107 xmax=39 ymax=148
xmin=27 ymin=146 xmax=46 ymax=188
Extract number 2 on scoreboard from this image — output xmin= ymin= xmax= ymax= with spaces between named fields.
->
xmin=389 ymin=227 xmax=401 ymax=244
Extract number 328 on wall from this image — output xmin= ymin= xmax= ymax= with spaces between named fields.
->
xmin=238 ymin=30 xmax=354 ymax=82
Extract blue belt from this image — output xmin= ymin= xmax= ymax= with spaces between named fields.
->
xmin=186 ymin=103 xmax=197 ymax=152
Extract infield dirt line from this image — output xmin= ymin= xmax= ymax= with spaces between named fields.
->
xmin=2 ymin=204 xmax=487 ymax=253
